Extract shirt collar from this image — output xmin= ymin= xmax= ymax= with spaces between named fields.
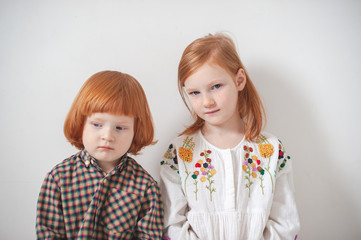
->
xmin=80 ymin=149 xmax=128 ymax=174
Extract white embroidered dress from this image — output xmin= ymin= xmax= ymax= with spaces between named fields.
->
xmin=160 ymin=131 xmax=300 ymax=240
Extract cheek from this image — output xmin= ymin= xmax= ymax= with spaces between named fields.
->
xmin=81 ymin=126 xmax=88 ymax=143
xmin=82 ymin=126 xmax=97 ymax=145
xmin=82 ymin=130 xmax=91 ymax=146
xmin=118 ymin=131 xmax=134 ymax=144
xmin=188 ymin=97 xmax=201 ymax=109
xmin=222 ymin=89 xmax=238 ymax=103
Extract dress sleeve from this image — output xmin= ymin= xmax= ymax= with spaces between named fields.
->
xmin=36 ymin=172 xmax=66 ymax=239
xmin=160 ymin=144 xmax=200 ymax=240
xmin=262 ymin=141 xmax=300 ymax=240
xmin=134 ymin=181 xmax=164 ymax=240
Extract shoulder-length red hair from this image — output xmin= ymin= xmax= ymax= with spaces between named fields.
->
xmin=178 ymin=33 xmax=266 ymax=141
xmin=64 ymin=71 xmax=155 ymax=155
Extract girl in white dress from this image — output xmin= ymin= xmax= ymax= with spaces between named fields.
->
xmin=160 ymin=33 xmax=300 ymax=240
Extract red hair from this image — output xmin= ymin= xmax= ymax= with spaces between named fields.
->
xmin=64 ymin=71 xmax=155 ymax=155
xmin=178 ymin=33 xmax=266 ymax=141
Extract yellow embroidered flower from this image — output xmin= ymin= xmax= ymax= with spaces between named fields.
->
xmin=252 ymin=172 xmax=258 ymax=178
xmin=179 ymin=137 xmax=195 ymax=163
xmin=251 ymin=162 xmax=256 ymax=168
xmin=252 ymin=155 xmax=258 ymax=161
xmin=242 ymin=165 xmax=248 ymax=172
xmin=200 ymin=167 xmax=206 ymax=172
xmin=259 ymin=143 xmax=274 ymax=158
xmin=179 ymin=146 xmax=193 ymax=163
xmin=164 ymin=152 xmax=168 ymax=158
xmin=210 ymin=169 xmax=216 ymax=175
xmin=200 ymin=176 xmax=206 ymax=182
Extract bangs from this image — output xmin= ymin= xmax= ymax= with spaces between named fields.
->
xmin=78 ymin=72 xmax=142 ymax=118
xmin=81 ymin=88 xmax=133 ymax=117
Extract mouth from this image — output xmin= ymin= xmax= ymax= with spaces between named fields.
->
xmin=98 ymin=146 xmax=114 ymax=150
xmin=205 ymin=109 xmax=220 ymax=115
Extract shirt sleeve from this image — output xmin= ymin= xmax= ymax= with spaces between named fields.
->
xmin=160 ymin=144 xmax=200 ymax=240
xmin=134 ymin=181 xmax=164 ymax=240
xmin=36 ymin=172 xmax=66 ymax=239
xmin=262 ymin=141 xmax=300 ymax=240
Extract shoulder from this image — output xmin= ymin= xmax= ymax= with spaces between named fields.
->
xmin=125 ymin=156 xmax=159 ymax=188
xmin=256 ymin=132 xmax=279 ymax=144
xmin=47 ymin=152 xmax=81 ymax=178
xmin=248 ymin=132 xmax=287 ymax=150
xmin=162 ymin=133 xmax=200 ymax=160
xmin=160 ymin=133 xmax=200 ymax=175
xmin=255 ymin=132 xmax=293 ymax=172
xmin=169 ymin=132 xmax=200 ymax=148
xmin=41 ymin=152 xmax=82 ymax=188
xmin=256 ymin=132 xmax=290 ymax=154
xmin=242 ymin=132 xmax=287 ymax=159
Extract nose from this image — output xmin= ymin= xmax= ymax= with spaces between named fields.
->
xmin=203 ymin=93 xmax=215 ymax=108
xmin=101 ymin=127 xmax=115 ymax=142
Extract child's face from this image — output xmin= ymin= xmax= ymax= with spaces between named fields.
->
xmin=184 ymin=62 xmax=246 ymax=128
xmin=82 ymin=112 xmax=134 ymax=170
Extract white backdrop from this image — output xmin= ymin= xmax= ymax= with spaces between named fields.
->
xmin=1 ymin=0 xmax=361 ymax=239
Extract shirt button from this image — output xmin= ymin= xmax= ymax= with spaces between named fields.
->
xmin=84 ymin=160 xmax=90 ymax=167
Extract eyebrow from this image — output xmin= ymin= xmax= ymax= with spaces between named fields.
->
xmin=184 ymin=80 xmax=222 ymax=92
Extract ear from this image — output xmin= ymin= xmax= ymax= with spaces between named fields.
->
xmin=235 ymin=68 xmax=247 ymax=91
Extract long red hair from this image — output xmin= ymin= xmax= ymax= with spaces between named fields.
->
xmin=64 ymin=71 xmax=155 ymax=155
xmin=178 ymin=33 xmax=266 ymax=141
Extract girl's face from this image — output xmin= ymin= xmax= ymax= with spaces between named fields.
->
xmin=184 ymin=62 xmax=246 ymax=129
xmin=82 ymin=112 xmax=134 ymax=172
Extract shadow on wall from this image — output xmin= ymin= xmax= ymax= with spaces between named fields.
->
xmin=248 ymin=61 xmax=360 ymax=239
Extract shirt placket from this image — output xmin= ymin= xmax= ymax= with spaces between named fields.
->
xmin=224 ymin=149 xmax=236 ymax=210
xmin=77 ymin=151 xmax=127 ymax=238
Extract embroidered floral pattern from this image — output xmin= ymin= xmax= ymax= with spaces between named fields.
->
xmin=179 ymin=137 xmax=196 ymax=197
xmin=179 ymin=137 xmax=195 ymax=163
xmin=161 ymin=144 xmax=179 ymax=173
xmin=278 ymin=140 xmax=291 ymax=172
xmin=242 ymin=146 xmax=265 ymax=197
xmin=192 ymin=150 xmax=216 ymax=201
xmin=256 ymin=135 xmax=275 ymax=193
xmin=191 ymin=169 xmax=199 ymax=200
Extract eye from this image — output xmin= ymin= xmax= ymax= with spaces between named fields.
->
xmin=116 ymin=126 xmax=125 ymax=131
xmin=92 ymin=122 xmax=102 ymax=127
xmin=211 ymin=84 xmax=221 ymax=90
xmin=189 ymin=91 xmax=200 ymax=96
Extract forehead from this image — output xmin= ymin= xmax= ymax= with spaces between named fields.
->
xmin=184 ymin=62 xmax=234 ymax=89
xmin=87 ymin=112 xmax=134 ymax=124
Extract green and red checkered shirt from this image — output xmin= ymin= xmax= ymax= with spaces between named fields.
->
xmin=36 ymin=149 xmax=164 ymax=239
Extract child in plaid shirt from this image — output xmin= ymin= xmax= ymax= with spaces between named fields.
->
xmin=36 ymin=71 xmax=164 ymax=239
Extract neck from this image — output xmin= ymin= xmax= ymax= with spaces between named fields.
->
xmin=202 ymin=116 xmax=245 ymax=149
xmin=97 ymin=159 xmax=120 ymax=174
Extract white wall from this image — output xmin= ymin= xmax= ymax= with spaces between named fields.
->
xmin=1 ymin=0 xmax=360 ymax=239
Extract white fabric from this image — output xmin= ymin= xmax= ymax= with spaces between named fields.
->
xmin=160 ymin=131 xmax=300 ymax=240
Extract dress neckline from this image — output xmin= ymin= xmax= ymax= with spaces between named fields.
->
xmin=198 ymin=130 xmax=245 ymax=152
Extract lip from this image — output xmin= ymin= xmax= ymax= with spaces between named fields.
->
xmin=205 ymin=109 xmax=220 ymax=114
xmin=98 ymin=146 xmax=114 ymax=150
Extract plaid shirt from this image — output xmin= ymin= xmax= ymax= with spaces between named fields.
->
xmin=36 ymin=150 xmax=164 ymax=239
